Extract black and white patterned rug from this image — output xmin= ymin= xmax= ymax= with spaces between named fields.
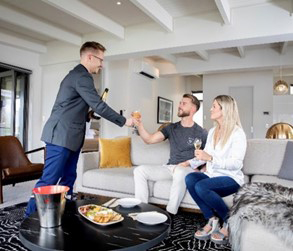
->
xmin=0 ymin=203 xmax=231 ymax=251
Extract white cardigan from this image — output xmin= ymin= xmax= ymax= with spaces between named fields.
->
xmin=189 ymin=126 xmax=247 ymax=185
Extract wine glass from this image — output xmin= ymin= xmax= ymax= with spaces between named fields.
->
xmin=193 ymin=138 xmax=202 ymax=150
xmin=132 ymin=110 xmax=141 ymax=120
xmin=131 ymin=110 xmax=141 ymax=135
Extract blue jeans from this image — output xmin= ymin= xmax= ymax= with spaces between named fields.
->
xmin=25 ymin=143 xmax=80 ymax=217
xmin=185 ymin=172 xmax=240 ymax=222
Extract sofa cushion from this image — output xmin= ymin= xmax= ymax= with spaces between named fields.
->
xmin=99 ymin=137 xmax=132 ymax=168
xmin=278 ymin=141 xmax=293 ymax=180
xmin=83 ymin=167 xmax=135 ymax=195
xmin=131 ymin=136 xmax=170 ymax=166
xmin=251 ymin=175 xmax=293 ymax=188
xmin=82 ymin=167 xmax=155 ymax=196
xmin=243 ymin=139 xmax=287 ymax=176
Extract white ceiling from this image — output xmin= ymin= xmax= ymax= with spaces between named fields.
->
xmin=1 ymin=0 xmax=293 ymax=76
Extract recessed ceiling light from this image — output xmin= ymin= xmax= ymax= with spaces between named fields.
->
xmin=117 ymin=1 xmax=121 ymax=5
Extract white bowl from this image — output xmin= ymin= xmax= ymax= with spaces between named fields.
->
xmin=116 ymin=198 xmax=141 ymax=208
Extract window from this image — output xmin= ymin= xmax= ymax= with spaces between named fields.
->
xmin=192 ymin=91 xmax=203 ymax=127
xmin=0 ymin=63 xmax=30 ymax=149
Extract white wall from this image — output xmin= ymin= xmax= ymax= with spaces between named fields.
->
xmin=0 ymin=43 xmax=43 ymax=160
xmin=203 ymin=70 xmax=274 ymax=138
xmin=101 ymin=59 xmax=188 ymax=138
xmin=273 ymin=95 xmax=293 ymax=124
xmin=127 ymin=59 xmax=187 ymax=133
xmin=101 ymin=60 xmax=130 ymax=138
xmin=272 ymin=75 xmax=293 ymax=124
xmin=185 ymin=76 xmax=202 ymax=93
xmin=41 ymin=61 xmax=78 ymax=123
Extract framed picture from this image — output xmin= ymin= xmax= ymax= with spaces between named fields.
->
xmin=157 ymin=96 xmax=173 ymax=124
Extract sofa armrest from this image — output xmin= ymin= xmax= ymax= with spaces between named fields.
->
xmin=77 ymin=152 xmax=100 ymax=174
xmin=76 ymin=152 xmax=100 ymax=191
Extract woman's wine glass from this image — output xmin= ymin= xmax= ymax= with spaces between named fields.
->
xmin=194 ymin=138 xmax=202 ymax=150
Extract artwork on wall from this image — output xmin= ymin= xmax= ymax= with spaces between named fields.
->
xmin=157 ymin=96 xmax=173 ymax=124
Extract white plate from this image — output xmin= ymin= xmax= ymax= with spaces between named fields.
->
xmin=116 ymin=198 xmax=141 ymax=208
xmin=78 ymin=204 xmax=124 ymax=226
xmin=136 ymin=212 xmax=167 ymax=225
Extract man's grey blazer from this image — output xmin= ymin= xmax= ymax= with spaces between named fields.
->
xmin=41 ymin=64 xmax=126 ymax=151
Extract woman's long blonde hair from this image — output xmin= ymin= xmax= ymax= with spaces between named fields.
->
xmin=213 ymin=95 xmax=242 ymax=148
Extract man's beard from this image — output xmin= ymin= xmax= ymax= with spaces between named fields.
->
xmin=177 ymin=109 xmax=190 ymax=117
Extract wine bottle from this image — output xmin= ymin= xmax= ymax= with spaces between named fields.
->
xmin=87 ymin=88 xmax=109 ymax=120
xmin=101 ymin=88 xmax=109 ymax=101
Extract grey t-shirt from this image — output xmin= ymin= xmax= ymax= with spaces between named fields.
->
xmin=160 ymin=122 xmax=208 ymax=165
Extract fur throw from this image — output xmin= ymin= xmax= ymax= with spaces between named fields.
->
xmin=228 ymin=182 xmax=293 ymax=251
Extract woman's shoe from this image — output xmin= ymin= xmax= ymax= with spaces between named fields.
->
xmin=211 ymin=222 xmax=229 ymax=245
xmin=194 ymin=217 xmax=219 ymax=240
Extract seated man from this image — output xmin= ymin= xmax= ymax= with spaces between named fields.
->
xmin=133 ymin=94 xmax=208 ymax=214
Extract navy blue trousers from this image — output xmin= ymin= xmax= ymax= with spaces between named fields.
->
xmin=25 ymin=143 xmax=80 ymax=217
xmin=185 ymin=172 xmax=240 ymax=222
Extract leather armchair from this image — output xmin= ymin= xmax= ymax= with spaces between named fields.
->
xmin=0 ymin=136 xmax=44 ymax=204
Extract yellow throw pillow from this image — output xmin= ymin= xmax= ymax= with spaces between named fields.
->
xmin=99 ymin=137 xmax=132 ymax=168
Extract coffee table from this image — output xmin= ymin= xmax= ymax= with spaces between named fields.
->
xmin=19 ymin=199 xmax=171 ymax=251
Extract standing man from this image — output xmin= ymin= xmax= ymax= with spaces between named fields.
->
xmin=25 ymin=41 xmax=133 ymax=217
xmin=133 ymin=94 xmax=208 ymax=215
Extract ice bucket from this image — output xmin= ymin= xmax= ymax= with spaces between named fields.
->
xmin=33 ymin=185 xmax=69 ymax=228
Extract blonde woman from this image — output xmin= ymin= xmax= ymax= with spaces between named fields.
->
xmin=184 ymin=95 xmax=247 ymax=244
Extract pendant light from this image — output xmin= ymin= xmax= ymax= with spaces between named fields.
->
xmin=274 ymin=65 xmax=289 ymax=95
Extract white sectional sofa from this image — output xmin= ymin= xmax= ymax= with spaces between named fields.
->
xmin=77 ymin=137 xmax=292 ymax=208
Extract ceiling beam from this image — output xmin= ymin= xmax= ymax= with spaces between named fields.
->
xmin=158 ymin=54 xmax=177 ymax=64
xmin=130 ymin=0 xmax=173 ymax=32
xmin=43 ymin=0 xmax=124 ymax=39
xmin=280 ymin=41 xmax=288 ymax=54
xmin=0 ymin=29 xmax=47 ymax=53
xmin=159 ymin=46 xmax=293 ymax=76
xmin=215 ymin=0 xmax=231 ymax=25
xmin=0 ymin=5 xmax=80 ymax=46
xmin=0 ymin=4 xmax=81 ymax=46
xmin=195 ymin=50 xmax=209 ymax=61
xmin=237 ymin=46 xmax=245 ymax=58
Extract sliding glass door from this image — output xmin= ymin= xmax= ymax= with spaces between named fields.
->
xmin=0 ymin=71 xmax=14 ymax=136
xmin=15 ymin=73 xmax=27 ymax=142
xmin=0 ymin=69 xmax=29 ymax=148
